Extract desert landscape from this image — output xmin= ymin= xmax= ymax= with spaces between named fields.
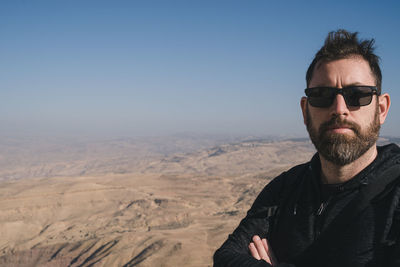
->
xmin=0 ymin=135 xmax=398 ymax=266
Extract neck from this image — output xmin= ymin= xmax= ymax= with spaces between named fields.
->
xmin=319 ymin=145 xmax=378 ymax=184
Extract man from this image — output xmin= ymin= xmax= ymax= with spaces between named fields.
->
xmin=213 ymin=29 xmax=400 ymax=267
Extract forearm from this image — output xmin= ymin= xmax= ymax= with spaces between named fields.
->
xmin=213 ymin=238 xmax=271 ymax=267
xmin=214 ymin=244 xmax=296 ymax=267
xmin=213 ymin=214 xmax=271 ymax=267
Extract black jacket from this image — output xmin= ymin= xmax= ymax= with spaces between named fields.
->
xmin=214 ymin=144 xmax=400 ymax=267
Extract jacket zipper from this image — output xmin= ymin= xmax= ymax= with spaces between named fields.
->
xmin=315 ymin=197 xmax=332 ymax=239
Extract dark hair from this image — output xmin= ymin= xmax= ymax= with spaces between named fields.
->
xmin=306 ymin=29 xmax=382 ymax=93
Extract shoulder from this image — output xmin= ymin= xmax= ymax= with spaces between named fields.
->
xmin=372 ymin=160 xmax=400 ymax=208
xmin=378 ymin=143 xmax=400 ymax=161
xmin=250 ymin=162 xmax=309 ymax=211
xmin=263 ymin=162 xmax=310 ymax=193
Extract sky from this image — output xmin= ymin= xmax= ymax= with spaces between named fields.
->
xmin=1 ymin=0 xmax=399 ymax=138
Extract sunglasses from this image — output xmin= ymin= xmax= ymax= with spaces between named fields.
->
xmin=304 ymin=86 xmax=380 ymax=108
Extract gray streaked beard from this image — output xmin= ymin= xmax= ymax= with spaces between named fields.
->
xmin=306 ymin=104 xmax=380 ymax=166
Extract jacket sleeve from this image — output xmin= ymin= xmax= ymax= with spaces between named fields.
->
xmin=213 ymin=173 xmax=297 ymax=267
xmin=388 ymin=202 xmax=400 ymax=266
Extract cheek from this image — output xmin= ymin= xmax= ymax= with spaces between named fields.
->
xmin=307 ymin=108 xmax=326 ymax=127
xmin=352 ymin=107 xmax=378 ymax=128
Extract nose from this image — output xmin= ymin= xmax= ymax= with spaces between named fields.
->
xmin=330 ymin=92 xmax=349 ymax=116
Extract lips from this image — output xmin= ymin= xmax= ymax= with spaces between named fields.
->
xmin=328 ymin=124 xmax=353 ymax=130
xmin=326 ymin=125 xmax=355 ymax=134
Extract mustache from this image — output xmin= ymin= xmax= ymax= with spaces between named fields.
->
xmin=319 ymin=116 xmax=361 ymax=135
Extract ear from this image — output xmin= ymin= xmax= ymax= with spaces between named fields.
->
xmin=300 ymin=97 xmax=308 ymax=125
xmin=378 ymin=93 xmax=391 ymax=125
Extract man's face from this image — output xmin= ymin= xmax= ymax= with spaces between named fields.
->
xmin=301 ymin=57 xmax=384 ymax=166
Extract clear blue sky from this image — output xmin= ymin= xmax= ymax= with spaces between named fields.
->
xmin=1 ymin=0 xmax=399 ymax=138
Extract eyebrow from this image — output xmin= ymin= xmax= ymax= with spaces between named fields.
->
xmin=310 ymin=83 xmax=374 ymax=88
xmin=342 ymin=83 xmax=371 ymax=87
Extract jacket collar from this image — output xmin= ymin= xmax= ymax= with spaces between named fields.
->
xmin=309 ymin=143 xmax=400 ymax=193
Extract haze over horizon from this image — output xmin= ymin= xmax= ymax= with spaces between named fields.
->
xmin=1 ymin=1 xmax=399 ymax=138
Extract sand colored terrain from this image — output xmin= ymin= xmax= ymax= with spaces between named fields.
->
xmin=7 ymin=136 xmax=397 ymax=266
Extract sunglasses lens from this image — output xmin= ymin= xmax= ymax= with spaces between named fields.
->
xmin=305 ymin=86 xmax=376 ymax=107
xmin=306 ymin=87 xmax=335 ymax=107
xmin=343 ymin=87 xmax=373 ymax=106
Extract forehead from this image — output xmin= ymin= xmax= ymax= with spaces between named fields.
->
xmin=309 ymin=57 xmax=376 ymax=88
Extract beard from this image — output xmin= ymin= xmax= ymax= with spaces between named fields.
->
xmin=306 ymin=103 xmax=380 ymax=166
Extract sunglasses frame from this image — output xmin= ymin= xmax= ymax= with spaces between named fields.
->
xmin=304 ymin=86 xmax=380 ymax=108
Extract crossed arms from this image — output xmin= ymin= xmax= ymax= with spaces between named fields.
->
xmin=213 ymin=171 xmax=297 ymax=267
